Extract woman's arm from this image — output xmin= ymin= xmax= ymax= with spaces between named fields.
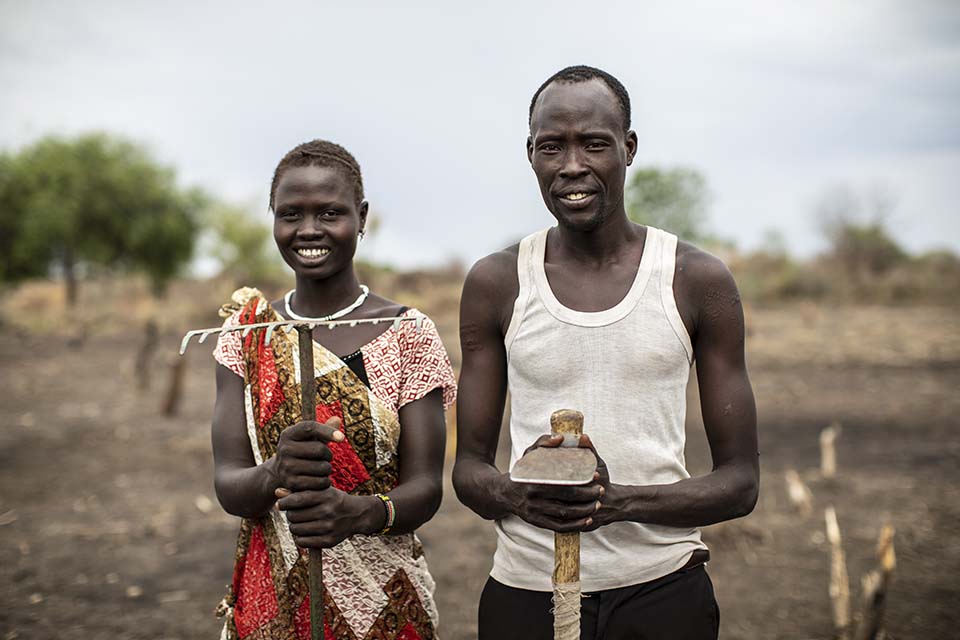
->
xmin=212 ymin=363 xmax=338 ymax=520
xmin=211 ymin=363 xmax=280 ymax=518
xmin=278 ymin=388 xmax=447 ymax=546
xmin=382 ymin=388 xmax=447 ymax=533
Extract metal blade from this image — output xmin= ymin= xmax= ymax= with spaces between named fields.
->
xmin=510 ymin=447 xmax=597 ymax=485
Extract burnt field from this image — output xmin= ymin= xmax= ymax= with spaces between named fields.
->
xmin=1 ymin=281 xmax=958 ymax=639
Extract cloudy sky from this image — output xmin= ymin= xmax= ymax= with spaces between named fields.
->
xmin=2 ymin=0 xmax=958 ymax=268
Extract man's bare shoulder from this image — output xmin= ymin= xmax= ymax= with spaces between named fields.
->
xmin=676 ymin=240 xmax=738 ymax=293
xmin=461 ymin=244 xmax=521 ymax=331
xmin=674 ymin=240 xmax=742 ymax=335
xmin=464 ymin=244 xmax=520 ymax=295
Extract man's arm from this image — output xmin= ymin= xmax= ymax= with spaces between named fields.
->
xmin=590 ymin=248 xmax=759 ymax=529
xmin=453 ymin=250 xmax=603 ymax=531
xmin=451 ymin=251 xmax=516 ymax=520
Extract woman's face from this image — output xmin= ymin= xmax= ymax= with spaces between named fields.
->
xmin=272 ymin=164 xmax=367 ymax=281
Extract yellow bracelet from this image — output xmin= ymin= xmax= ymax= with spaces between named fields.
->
xmin=374 ymin=493 xmax=395 ymax=535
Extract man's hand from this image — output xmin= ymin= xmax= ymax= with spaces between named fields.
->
xmin=505 ymin=434 xmax=606 ymax=533
xmin=576 ymin=434 xmax=622 ymax=531
xmin=276 ymin=487 xmax=382 ymax=549
xmin=271 ymin=417 xmax=344 ymax=492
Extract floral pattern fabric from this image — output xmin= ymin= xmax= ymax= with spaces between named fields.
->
xmin=212 ymin=291 xmax=456 ymax=639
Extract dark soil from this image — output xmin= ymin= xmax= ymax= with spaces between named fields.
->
xmin=1 ymin=315 xmax=958 ymax=639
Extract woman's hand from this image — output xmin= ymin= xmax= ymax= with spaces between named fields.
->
xmin=272 ymin=416 xmax=344 ymax=492
xmin=276 ymin=488 xmax=384 ymax=549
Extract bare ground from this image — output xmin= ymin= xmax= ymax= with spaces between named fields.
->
xmin=1 ymin=290 xmax=958 ymax=639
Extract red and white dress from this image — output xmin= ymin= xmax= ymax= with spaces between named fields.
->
xmin=213 ymin=290 xmax=456 ymax=640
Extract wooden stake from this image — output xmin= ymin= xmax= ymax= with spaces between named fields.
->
xmin=550 ymin=409 xmax=583 ymax=640
xmin=297 ymin=326 xmax=324 ymax=640
xmin=820 ymin=423 xmax=841 ymax=479
xmin=853 ymin=524 xmax=896 ymax=640
xmin=825 ymin=506 xmax=851 ymax=639
xmin=161 ymin=355 xmax=186 ymax=417
xmin=135 ymin=319 xmax=159 ymax=392
xmin=785 ymin=469 xmax=813 ymax=516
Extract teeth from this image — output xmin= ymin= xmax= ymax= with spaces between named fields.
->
xmin=562 ymin=192 xmax=590 ymax=201
xmin=297 ymin=248 xmax=329 ymax=258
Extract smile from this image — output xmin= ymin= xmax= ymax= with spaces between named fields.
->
xmin=296 ymin=248 xmax=330 ymax=258
xmin=560 ymin=192 xmax=592 ymax=202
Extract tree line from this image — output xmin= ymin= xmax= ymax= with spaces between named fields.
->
xmin=0 ymin=132 xmax=281 ymax=306
xmin=2 ymin=132 xmax=956 ymax=307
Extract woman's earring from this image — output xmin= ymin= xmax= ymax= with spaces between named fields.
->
xmin=358 ymin=229 xmax=366 ymax=241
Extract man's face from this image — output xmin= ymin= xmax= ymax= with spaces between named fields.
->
xmin=527 ymin=79 xmax=636 ymax=232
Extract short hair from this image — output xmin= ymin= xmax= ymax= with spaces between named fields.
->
xmin=528 ymin=65 xmax=631 ymax=132
xmin=269 ymin=139 xmax=364 ymax=210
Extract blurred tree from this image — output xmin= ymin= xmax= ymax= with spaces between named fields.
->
xmin=0 ymin=151 xmax=52 ymax=282
xmin=817 ymin=184 xmax=906 ymax=278
xmin=128 ymin=186 xmax=207 ymax=297
xmin=204 ymin=202 xmax=286 ymax=286
xmin=0 ymin=133 xmax=203 ymax=303
xmin=625 ymin=166 xmax=710 ymax=242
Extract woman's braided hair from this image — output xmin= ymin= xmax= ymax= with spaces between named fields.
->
xmin=269 ymin=139 xmax=364 ymax=210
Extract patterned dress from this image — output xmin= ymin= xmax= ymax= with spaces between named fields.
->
xmin=212 ymin=290 xmax=456 ymax=640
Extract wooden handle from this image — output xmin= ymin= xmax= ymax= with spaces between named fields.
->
xmin=309 ymin=551 xmax=324 ymax=640
xmin=297 ymin=326 xmax=317 ymax=422
xmin=551 ymin=409 xmax=583 ymax=437
xmin=551 ymin=409 xmax=583 ymax=586
xmin=296 ymin=325 xmax=324 ymax=640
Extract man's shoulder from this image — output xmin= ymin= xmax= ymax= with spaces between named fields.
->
xmin=672 ymin=239 xmax=742 ymax=336
xmin=675 ymin=239 xmax=737 ymax=293
xmin=461 ymin=244 xmax=522 ymax=328
xmin=465 ymin=243 xmax=521 ymax=290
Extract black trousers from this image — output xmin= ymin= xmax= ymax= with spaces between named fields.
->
xmin=478 ymin=564 xmax=719 ymax=640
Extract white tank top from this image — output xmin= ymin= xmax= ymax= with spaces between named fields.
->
xmin=491 ymin=225 xmax=707 ymax=592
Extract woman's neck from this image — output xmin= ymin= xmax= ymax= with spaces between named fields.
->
xmin=291 ymin=268 xmax=363 ymax=318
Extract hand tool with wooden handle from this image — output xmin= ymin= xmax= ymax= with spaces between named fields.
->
xmin=511 ymin=409 xmax=594 ymax=640
xmin=297 ymin=325 xmax=325 ymax=640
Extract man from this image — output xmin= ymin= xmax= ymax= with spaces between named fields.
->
xmin=453 ymin=65 xmax=759 ymax=640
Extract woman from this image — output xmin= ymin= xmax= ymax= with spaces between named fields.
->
xmin=211 ymin=140 xmax=456 ymax=639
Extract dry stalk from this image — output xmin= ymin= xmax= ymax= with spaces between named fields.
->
xmin=820 ymin=423 xmax=841 ymax=479
xmin=825 ymin=506 xmax=851 ymax=639
xmin=853 ymin=524 xmax=896 ymax=640
xmin=785 ymin=469 xmax=813 ymax=516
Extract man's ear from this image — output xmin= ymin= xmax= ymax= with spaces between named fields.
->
xmin=526 ymin=136 xmax=534 ymax=164
xmin=625 ymin=130 xmax=638 ymax=166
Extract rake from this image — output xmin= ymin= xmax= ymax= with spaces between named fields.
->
xmin=180 ymin=313 xmax=425 ymax=640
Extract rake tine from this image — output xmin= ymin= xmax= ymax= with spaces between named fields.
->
xmin=179 ymin=332 xmax=196 ymax=356
xmin=179 ymin=315 xmax=424 ymax=356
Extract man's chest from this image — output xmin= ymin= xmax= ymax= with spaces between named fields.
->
xmin=542 ymin=262 xmax=640 ymax=313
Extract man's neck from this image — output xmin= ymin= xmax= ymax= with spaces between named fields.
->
xmin=551 ymin=211 xmax=642 ymax=267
